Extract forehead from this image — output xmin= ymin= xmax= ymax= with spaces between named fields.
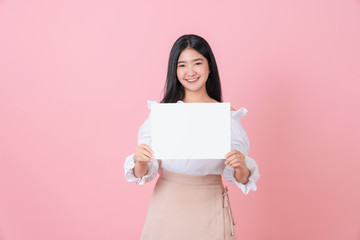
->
xmin=178 ymin=48 xmax=205 ymax=61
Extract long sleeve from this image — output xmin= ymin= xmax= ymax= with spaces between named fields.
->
xmin=124 ymin=101 xmax=159 ymax=184
xmin=223 ymin=107 xmax=260 ymax=194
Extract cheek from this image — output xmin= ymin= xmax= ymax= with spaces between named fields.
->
xmin=200 ymin=69 xmax=209 ymax=77
xmin=205 ymin=65 xmax=210 ymax=74
xmin=177 ymin=69 xmax=183 ymax=79
xmin=198 ymin=64 xmax=209 ymax=74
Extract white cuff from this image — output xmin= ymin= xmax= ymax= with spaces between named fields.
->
xmin=124 ymin=154 xmax=159 ymax=185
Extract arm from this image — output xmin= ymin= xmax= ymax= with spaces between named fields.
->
xmin=225 ymin=149 xmax=250 ymax=184
xmin=133 ymin=144 xmax=154 ymax=178
xmin=235 ymin=165 xmax=251 ymax=184
xmin=123 ymin=106 xmax=159 ymax=184
xmin=134 ymin=161 xmax=148 ymax=178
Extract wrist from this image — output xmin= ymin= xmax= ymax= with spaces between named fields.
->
xmin=134 ymin=158 xmax=149 ymax=178
xmin=235 ymin=164 xmax=248 ymax=173
xmin=234 ymin=166 xmax=250 ymax=184
xmin=135 ymin=159 xmax=148 ymax=167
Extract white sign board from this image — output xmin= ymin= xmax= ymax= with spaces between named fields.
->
xmin=151 ymin=102 xmax=230 ymax=159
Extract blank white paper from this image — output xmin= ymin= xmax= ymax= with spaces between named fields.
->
xmin=151 ymin=102 xmax=230 ymax=159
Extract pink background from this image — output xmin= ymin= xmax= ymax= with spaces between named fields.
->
xmin=1 ymin=0 xmax=360 ymax=239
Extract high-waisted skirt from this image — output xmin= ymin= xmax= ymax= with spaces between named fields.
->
xmin=140 ymin=169 xmax=237 ymax=240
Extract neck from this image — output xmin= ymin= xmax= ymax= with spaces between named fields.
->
xmin=182 ymin=90 xmax=214 ymax=103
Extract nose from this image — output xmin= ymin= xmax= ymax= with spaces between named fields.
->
xmin=187 ymin=66 xmax=196 ymax=77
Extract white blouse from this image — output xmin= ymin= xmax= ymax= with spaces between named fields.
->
xmin=124 ymin=100 xmax=260 ymax=195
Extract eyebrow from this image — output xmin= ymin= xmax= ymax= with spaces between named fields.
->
xmin=177 ymin=58 xmax=204 ymax=64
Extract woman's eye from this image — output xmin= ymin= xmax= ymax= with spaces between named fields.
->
xmin=178 ymin=64 xmax=185 ymax=68
xmin=195 ymin=62 xmax=202 ymax=65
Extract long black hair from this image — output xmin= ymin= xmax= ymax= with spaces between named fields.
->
xmin=161 ymin=34 xmax=222 ymax=103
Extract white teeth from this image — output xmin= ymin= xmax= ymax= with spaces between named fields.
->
xmin=187 ymin=78 xmax=198 ymax=82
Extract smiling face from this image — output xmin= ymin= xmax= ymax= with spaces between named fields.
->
xmin=176 ymin=48 xmax=210 ymax=96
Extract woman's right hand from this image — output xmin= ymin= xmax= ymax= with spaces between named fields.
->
xmin=135 ymin=144 xmax=154 ymax=164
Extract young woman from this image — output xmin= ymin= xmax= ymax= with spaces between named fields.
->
xmin=124 ymin=34 xmax=260 ymax=240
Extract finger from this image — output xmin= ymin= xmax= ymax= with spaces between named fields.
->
xmin=142 ymin=148 xmax=154 ymax=159
xmin=142 ymin=144 xmax=154 ymax=155
xmin=140 ymin=150 xmax=154 ymax=162
xmin=138 ymin=145 xmax=154 ymax=160
xmin=227 ymin=158 xmax=245 ymax=166
xmin=226 ymin=157 xmax=238 ymax=164
xmin=227 ymin=149 xmax=237 ymax=157
xmin=226 ymin=159 xmax=238 ymax=167
xmin=225 ymin=149 xmax=237 ymax=159
xmin=225 ymin=154 xmax=238 ymax=164
xmin=137 ymin=155 xmax=152 ymax=163
xmin=228 ymin=162 xmax=242 ymax=169
xmin=136 ymin=149 xmax=153 ymax=162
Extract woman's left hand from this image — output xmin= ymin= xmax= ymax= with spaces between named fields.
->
xmin=224 ymin=150 xmax=246 ymax=172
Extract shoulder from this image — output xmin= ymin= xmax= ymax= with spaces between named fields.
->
xmin=208 ymin=99 xmax=235 ymax=110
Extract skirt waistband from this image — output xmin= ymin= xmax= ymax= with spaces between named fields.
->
xmin=158 ymin=168 xmax=222 ymax=186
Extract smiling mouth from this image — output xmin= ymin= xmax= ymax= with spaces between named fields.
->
xmin=186 ymin=77 xmax=199 ymax=82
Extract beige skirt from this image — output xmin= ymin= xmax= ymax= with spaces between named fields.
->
xmin=140 ymin=169 xmax=237 ymax=240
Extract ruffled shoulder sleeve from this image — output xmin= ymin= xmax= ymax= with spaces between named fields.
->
xmin=147 ymin=100 xmax=158 ymax=110
xmin=230 ymin=107 xmax=250 ymax=155
xmin=123 ymin=100 xmax=159 ymax=184
xmin=223 ymin=107 xmax=260 ymax=194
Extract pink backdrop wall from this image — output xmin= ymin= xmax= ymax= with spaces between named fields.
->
xmin=1 ymin=0 xmax=359 ymax=239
